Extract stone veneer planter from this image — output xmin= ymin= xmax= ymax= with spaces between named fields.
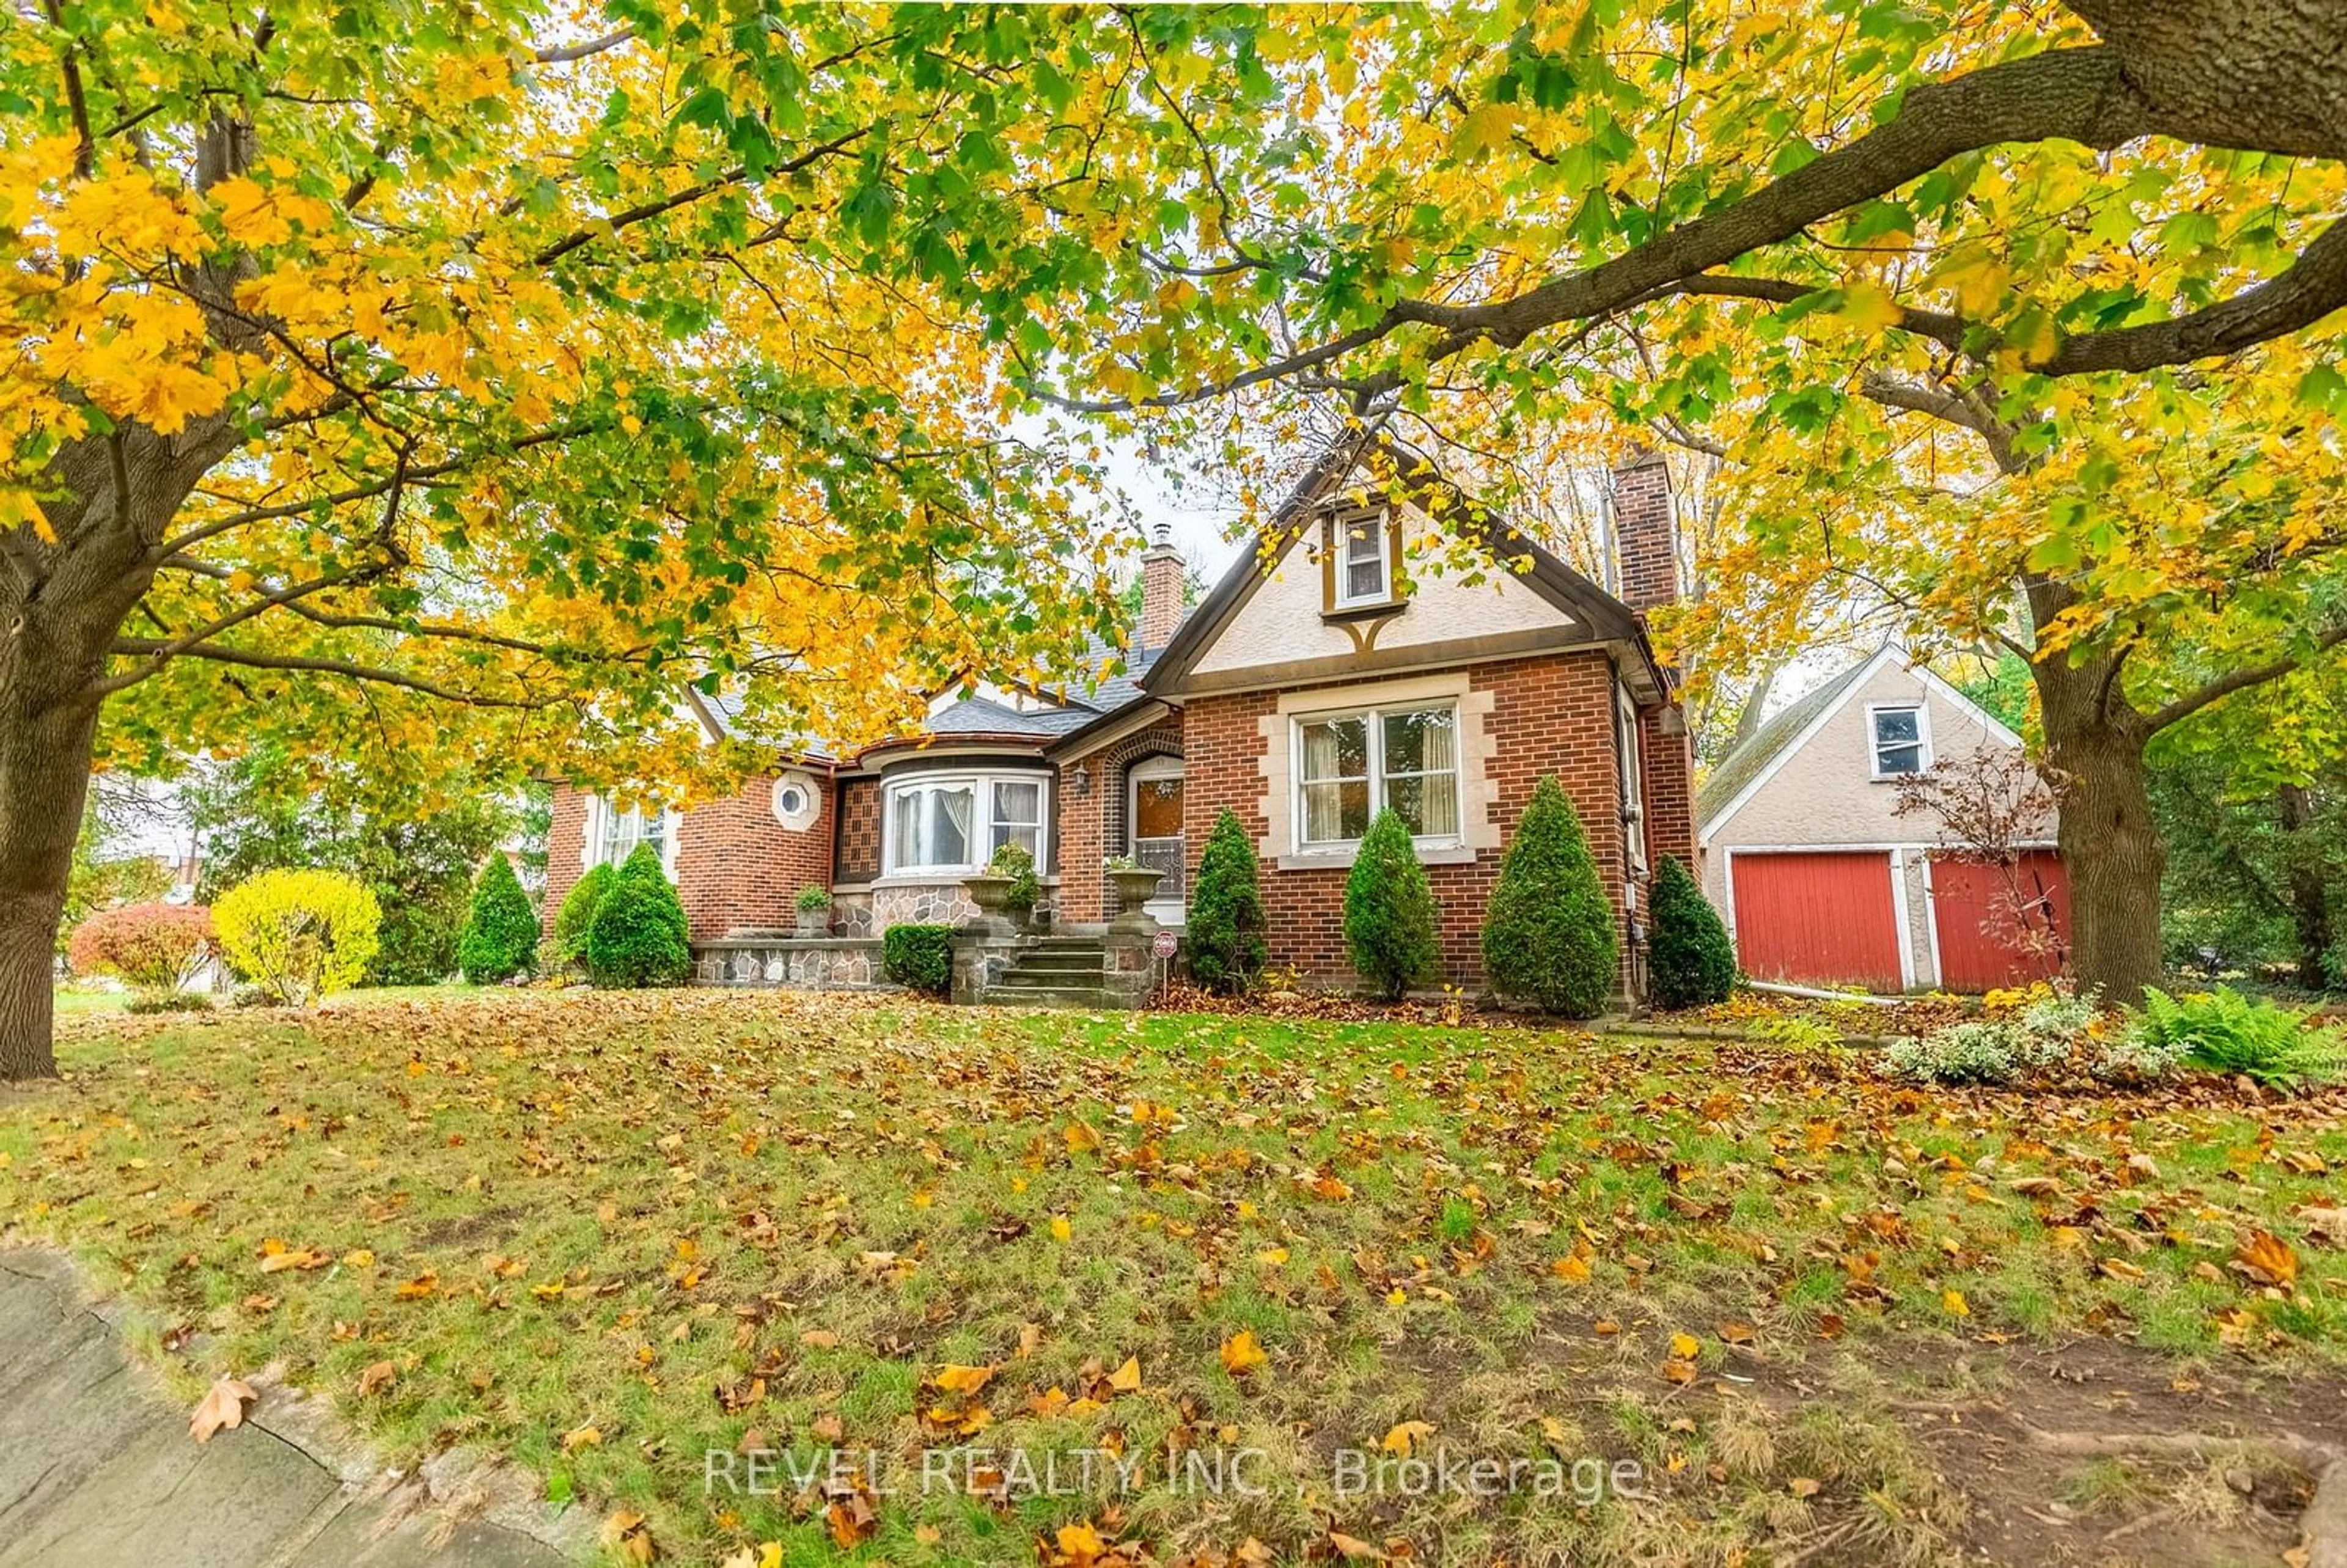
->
xmin=693 ymin=936 xmax=891 ymax=990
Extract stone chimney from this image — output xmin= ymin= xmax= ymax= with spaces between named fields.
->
xmin=1139 ymin=522 xmax=1186 ymax=652
xmin=1610 ymin=451 xmax=1678 ymax=614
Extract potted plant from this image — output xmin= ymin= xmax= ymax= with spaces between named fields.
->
xmin=794 ymin=885 xmax=833 ymax=937
xmin=1104 ymin=854 xmax=1166 ymax=922
xmin=989 ymin=843 xmax=1041 ymax=929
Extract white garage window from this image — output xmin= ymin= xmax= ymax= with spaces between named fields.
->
xmin=1869 ymin=703 xmax=1931 ymax=778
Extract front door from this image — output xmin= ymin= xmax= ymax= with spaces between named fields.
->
xmin=1128 ymin=762 xmax=1186 ymax=926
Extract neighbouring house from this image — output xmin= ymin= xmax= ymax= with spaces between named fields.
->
xmin=1697 ymin=645 xmax=2070 ymax=994
xmin=544 ymin=445 xmax=1697 ymax=1002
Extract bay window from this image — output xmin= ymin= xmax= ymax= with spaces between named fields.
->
xmin=883 ymin=772 xmax=1051 ymax=874
xmin=1295 ymin=703 xmax=1460 ymax=849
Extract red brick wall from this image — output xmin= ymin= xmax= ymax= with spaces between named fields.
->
xmin=834 ymin=778 xmax=881 ymax=882
xmin=1640 ymin=708 xmax=1696 ymax=871
xmin=1181 ymin=651 xmax=1631 ymax=989
xmin=674 ymin=776 xmax=835 ymax=941
xmin=542 ymin=776 xmax=836 ymax=942
xmin=1055 ymin=717 xmax=1186 ymax=922
xmin=543 ymin=785 xmax=590 ymax=937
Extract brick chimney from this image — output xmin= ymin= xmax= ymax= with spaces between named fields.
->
xmin=1610 ymin=451 xmax=1678 ymax=614
xmin=1138 ymin=522 xmax=1186 ymax=652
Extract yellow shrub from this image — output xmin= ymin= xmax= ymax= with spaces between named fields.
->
xmin=214 ymin=868 xmax=381 ymax=1005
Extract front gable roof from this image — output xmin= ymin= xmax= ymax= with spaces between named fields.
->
xmin=1140 ymin=444 xmax=1663 ymax=700
xmin=1695 ymin=645 xmax=2027 ymax=838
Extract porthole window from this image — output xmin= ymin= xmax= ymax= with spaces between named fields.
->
xmin=771 ymin=770 xmax=821 ymax=831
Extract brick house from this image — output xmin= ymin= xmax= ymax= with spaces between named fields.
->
xmin=544 ymin=447 xmax=1696 ymax=1000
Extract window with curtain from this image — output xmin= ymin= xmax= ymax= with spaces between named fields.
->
xmin=882 ymin=774 xmax=1050 ymax=873
xmin=598 ymin=804 xmax=669 ymax=869
xmin=1295 ymin=703 xmax=1459 ymax=848
xmin=990 ymin=779 xmax=1043 ymax=860
xmin=1331 ymin=511 xmax=1390 ymax=607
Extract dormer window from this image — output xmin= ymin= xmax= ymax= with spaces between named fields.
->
xmin=1328 ymin=508 xmax=1395 ymax=612
xmin=1870 ymin=703 xmax=1930 ymax=777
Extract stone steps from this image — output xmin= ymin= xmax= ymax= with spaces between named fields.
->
xmin=991 ymin=937 xmax=1112 ymax=1006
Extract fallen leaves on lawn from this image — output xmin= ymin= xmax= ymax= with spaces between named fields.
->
xmin=1218 ymin=1331 xmax=1267 ymax=1377
xmin=356 ymin=1360 xmax=396 ymax=1396
xmin=604 ymin=1509 xmax=657 ymax=1563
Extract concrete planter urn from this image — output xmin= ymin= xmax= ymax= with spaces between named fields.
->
xmin=794 ymin=907 xmax=831 ymax=938
xmin=1108 ymin=866 xmax=1166 ymax=924
xmin=961 ymin=873 xmax=1021 ymax=933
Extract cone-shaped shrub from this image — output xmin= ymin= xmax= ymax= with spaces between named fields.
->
xmin=1481 ymin=776 xmax=1617 ymax=1017
xmin=1647 ymin=854 xmax=1737 ymax=1009
xmin=457 ymin=854 xmax=538 ymax=983
xmin=1188 ymin=808 xmax=1269 ymax=994
xmin=1344 ymin=808 xmax=1441 ymax=1001
xmin=553 ymin=862 xmax=615 ymax=963
xmin=584 ymin=843 xmax=692 ymax=987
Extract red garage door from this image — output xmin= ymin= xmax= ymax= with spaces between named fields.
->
xmin=1928 ymin=851 xmax=2071 ymax=992
xmin=1730 ymin=851 xmax=1904 ymax=991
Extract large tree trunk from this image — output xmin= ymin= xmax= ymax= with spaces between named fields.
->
xmin=2033 ymin=649 xmax=2166 ymax=1004
xmin=0 ymin=680 xmax=104 ymax=1080
xmin=2277 ymin=783 xmax=2334 ymax=986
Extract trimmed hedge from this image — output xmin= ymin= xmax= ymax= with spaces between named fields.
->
xmin=458 ymin=853 xmax=538 ymax=983
xmin=553 ymin=862 xmax=615 ymax=963
xmin=1481 ymin=775 xmax=1617 ymax=1017
xmin=1188 ymin=808 xmax=1269 ymax=994
xmin=1647 ymin=854 xmax=1736 ymax=1009
xmin=584 ymin=844 xmax=692 ymax=988
xmin=883 ymin=923 xmax=955 ymax=994
xmin=1344 ymin=808 xmax=1441 ymax=1002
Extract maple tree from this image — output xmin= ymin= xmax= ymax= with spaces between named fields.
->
xmin=0 ymin=2 xmax=1134 ymax=1075
xmin=972 ymin=2 xmax=2347 ymax=1002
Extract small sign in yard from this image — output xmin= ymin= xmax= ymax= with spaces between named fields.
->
xmin=1151 ymin=930 xmax=1178 ymax=959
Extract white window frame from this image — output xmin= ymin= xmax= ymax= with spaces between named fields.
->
xmin=584 ymin=796 xmax=678 ymax=881
xmin=1329 ymin=507 xmax=1393 ymax=610
xmin=1290 ymin=701 xmax=1463 ymax=852
xmin=1867 ymin=702 xmax=1933 ymax=780
xmin=881 ymin=771 xmax=1052 ymax=877
xmin=1616 ymin=683 xmax=1648 ymax=880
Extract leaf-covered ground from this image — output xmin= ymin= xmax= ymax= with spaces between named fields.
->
xmin=4 ymin=990 xmax=2345 ymax=1566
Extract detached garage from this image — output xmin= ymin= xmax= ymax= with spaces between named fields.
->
xmin=1697 ymin=647 xmax=2068 ymax=994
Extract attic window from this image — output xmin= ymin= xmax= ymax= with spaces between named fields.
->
xmin=1329 ymin=510 xmax=1394 ymax=610
xmin=1870 ymin=703 xmax=1930 ymax=777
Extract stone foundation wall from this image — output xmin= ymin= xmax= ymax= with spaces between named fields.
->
xmin=694 ymin=937 xmax=889 ymax=989
xmin=871 ymin=880 xmax=977 ymax=929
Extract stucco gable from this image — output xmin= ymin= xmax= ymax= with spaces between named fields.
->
xmin=1698 ymin=648 xmax=2031 ymax=846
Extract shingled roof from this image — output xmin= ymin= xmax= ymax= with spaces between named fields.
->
xmin=1695 ymin=653 xmax=1879 ymax=832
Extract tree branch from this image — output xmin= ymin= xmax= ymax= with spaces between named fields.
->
xmin=106 ymin=637 xmax=555 ymax=709
xmin=2144 ymin=623 xmax=2347 ymax=735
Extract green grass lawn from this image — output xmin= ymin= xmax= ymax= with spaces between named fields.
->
xmin=4 ymin=991 xmax=2342 ymax=1566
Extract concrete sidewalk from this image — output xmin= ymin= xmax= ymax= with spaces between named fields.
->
xmin=0 ymin=1249 xmax=590 ymax=1566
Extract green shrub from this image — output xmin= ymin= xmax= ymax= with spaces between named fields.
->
xmin=795 ymin=885 xmax=833 ymax=913
xmin=882 ymin=923 xmax=955 ymax=994
xmin=214 ymin=868 xmax=382 ymax=1005
xmin=1188 ymin=808 xmax=1269 ymax=995
xmin=1480 ymin=776 xmax=1617 ymax=1016
xmin=127 ymin=989 xmax=216 ymax=1015
xmin=1646 ymin=854 xmax=1736 ymax=1009
xmin=2130 ymin=985 xmax=2346 ymax=1090
xmin=988 ymin=842 xmax=1039 ymax=920
xmin=457 ymin=854 xmax=538 ymax=983
xmin=1344 ymin=808 xmax=1441 ymax=1001
xmin=553 ymin=862 xmax=615 ymax=962
xmin=583 ymin=844 xmax=692 ymax=988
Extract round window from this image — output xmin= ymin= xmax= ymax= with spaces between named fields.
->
xmin=770 ymin=771 xmax=821 ymax=830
